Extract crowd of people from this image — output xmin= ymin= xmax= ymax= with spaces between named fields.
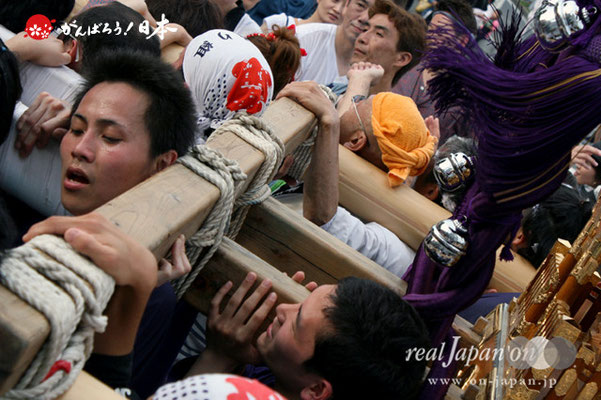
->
xmin=1 ymin=0 xmax=600 ymax=398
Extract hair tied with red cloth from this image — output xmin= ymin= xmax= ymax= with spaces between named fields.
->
xmin=300 ymin=48 xmax=307 ymax=56
xmin=287 ymin=24 xmax=296 ymax=32
xmin=246 ymin=31 xmax=277 ymax=42
xmin=246 ymin=32 xmax=276 ymax=42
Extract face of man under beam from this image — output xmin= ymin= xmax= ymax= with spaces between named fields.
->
xmin=60 ymin=82 xmax=157 ymax=216
xmin=338 ymin=96 xmax=386 ymax=170
xmin=256 ymin=284 xmax=336 ymax=389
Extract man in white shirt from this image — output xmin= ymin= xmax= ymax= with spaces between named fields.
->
xmin=337 ymin=0 xmax=427 ymax=112
xmin=295 ymin=0 xmax=373 ymax=85
xmin=277 ymin=81 xmax=437 ymax=276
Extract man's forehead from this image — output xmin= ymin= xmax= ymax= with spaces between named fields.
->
xmin=303 ymin=284 xmax=337 ymax=313
xmin=347 ymin=0 xmax=373 ymax=8
xmin=79 ymin=82 xmax=149 ymax=111
xmin=358 ymin=95 xmax=375 ymax=112
xmin=76 ymin=82 xmax=150 ymax=128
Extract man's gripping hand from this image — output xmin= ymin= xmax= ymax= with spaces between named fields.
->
xmin=277 ymin=81 xmax=338 ymax=129
xmin=200 ymin=272 xmax=277 ymax=372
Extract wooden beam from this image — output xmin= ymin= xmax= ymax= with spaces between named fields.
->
xmin=236 ymin=197 xmax=408 ymax=292
xmin=97 ymin=98 xmax=315 ymax=259
xmin=233 ymin=197 xmax=479 ymax=345
xmin=191 ymin=218 xmax=479 ymax=352
xmin=185 ymin=238 xmax=310 ymax=326
xmin=337 ymin=145 xmax=535 ymax=293
xmin=0 ymin=287 xmax=49 ymax=396
xmin=0 ymin=98 xmax=315 ymax=394
xmin=55 ymin=236 xmax=478 ymax=400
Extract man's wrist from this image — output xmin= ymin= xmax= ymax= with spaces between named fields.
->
xmin=319 ymin=114 xmax=339 ymax=131
xmin=348 ymin=75 xmax=373 ymax=91
xmin=6 ymin=34 xmax=31 ymax=62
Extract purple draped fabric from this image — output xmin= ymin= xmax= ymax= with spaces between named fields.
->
xmin=403 ymin=4 xmax=601 ymax=398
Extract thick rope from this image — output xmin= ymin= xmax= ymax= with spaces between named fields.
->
xmin=173 ymin=145 xmax=246 ymax=298
xmin=208 ymin=113 xmax=284 ymax=239
xmin=0 ymin=235 xmax=114 ymax=400
xmin=286 ymin=85 xmax=337 ymax=181
xmin=173 ymin=112 xmax=285 ymax=297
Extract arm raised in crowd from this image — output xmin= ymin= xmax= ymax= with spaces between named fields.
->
xmin=276 ymin=81 xmax=340 ymax=226
xmin=6 ymin=32 xmax=71 ymax=67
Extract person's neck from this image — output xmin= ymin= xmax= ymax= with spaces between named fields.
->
xmin=304 ymin=13 xmax=321 ymax=24
xmin=370 ymin=72 xmax=394 ymax=94
xmin=335 ymin=27 xmax=355 ymax=76
xmin=274 ymin=382 xmax=302 ymax=400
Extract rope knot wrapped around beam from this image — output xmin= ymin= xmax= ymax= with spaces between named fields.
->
xmin=0 ymin=235 xmax=114 ymax=400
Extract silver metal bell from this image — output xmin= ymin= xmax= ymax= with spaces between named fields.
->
xmin=433 ymin=152 xmax=474 ymax=193
xmin=534 ymin=0 xmax=591 ymax=51
xmin=424 ymin=218 xmax=469 ymax=267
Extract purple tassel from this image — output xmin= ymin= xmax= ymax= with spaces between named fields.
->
xmin=500 ymin=244 xmax=514 ymax=261
xmin=404 ymin=9 xmax=601 ymax=399
xmin=423 ymin=15 xmax=601 ymax=207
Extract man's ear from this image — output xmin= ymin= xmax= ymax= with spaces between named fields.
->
xmin=153 ymin=150 xmax=178 ymax=174
xmin=512 ymin=227 xmax=526 ymax=248
xmin=66 ymin=39 xmax=78 ymax=62
xmin=300 ymin=379 xmax=333 ymax=400
xmin=420 ymin=182 xmax=439 ymax=201
xmin=393 ymin=51 xmax=412 ymax=69
xmin=342 ymin=130 xmax=367 ymax=152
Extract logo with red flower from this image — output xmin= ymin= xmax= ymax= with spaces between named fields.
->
xmin=24 ymin=14 xmax=55 ymax=40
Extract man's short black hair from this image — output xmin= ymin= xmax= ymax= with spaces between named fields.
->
xmin=435 ymin=0 xmax=477 ymax=35
xmin=304 ymin=277 xmax=430 ymax=400
xmin=73 ymin=49 xmax=196 ymax=158
xmin=72 ymin=2 xmax=161 ymax=71
xmin=0 ymin=0 xmax=74 ymax=33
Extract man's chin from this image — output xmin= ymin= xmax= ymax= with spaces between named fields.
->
xmin=61 ymin=194 xmax=93 ymax=216
xmin=350 ymin=55 xmax=360 ymax=64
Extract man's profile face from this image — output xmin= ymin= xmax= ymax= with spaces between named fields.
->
xmin=352 ymin=14 xmax=401 ymax=73
xmin=60 ymin=82 xmax=156 ymax=216
xmin=256 ymin=284 xmax=336 ymax=386
xmin=340 ymin=0 xmax=374 ymax=41
xmin=339 ymin=96 xmax=371 ymax=145
xmin=339 ymin=96 xmax=386 ymax=170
